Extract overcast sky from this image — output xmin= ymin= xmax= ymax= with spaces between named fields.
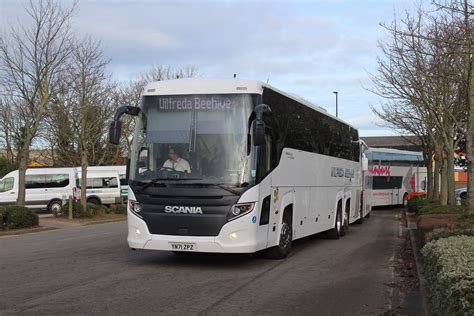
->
xmin=0 ymin=0 xmax=422 ymax=136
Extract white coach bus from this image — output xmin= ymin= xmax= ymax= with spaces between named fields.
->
xmin=367 ymin=147 xmax=427 ymax=207
xmin=109 ymin=79 xmax=372 ymax=258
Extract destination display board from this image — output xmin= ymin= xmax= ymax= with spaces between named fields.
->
xmin=147 ymin=95 xmax=241 ymax=111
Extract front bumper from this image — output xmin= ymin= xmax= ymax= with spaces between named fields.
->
xmin=127 ymin=209 xmax=261 ymax=253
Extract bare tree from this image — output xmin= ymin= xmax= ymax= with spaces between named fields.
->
xmin=0 ymin=0 xmax=77 ymax=206
xmin=60 ymin=37 xmax=115 ymax=211
xmin=434 ymin=0 xmax=473 ymax=213
xmin=370 ymin=6 xmax=468 ymax=205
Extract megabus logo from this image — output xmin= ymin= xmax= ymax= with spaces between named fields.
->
xmin=164 ymin=206 xmax=203 ymax=214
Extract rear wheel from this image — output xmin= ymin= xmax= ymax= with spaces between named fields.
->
xmin=87 ymin=197 xmax=101 ymax=205
xmin=356 ymin=207 xmax=364 ymax=224
xmin=266 ymin=215 xmax=293 ymax=259
xmin=48 ymin=199 xmax=62 ymax=214
xmin=327 ymin=203 xmax=342 ymax=239
xmin=341 ymin=204 xmax=349 ymax=236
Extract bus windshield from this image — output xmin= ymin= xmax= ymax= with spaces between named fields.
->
xmin=129 ymin=94 xmax=258 ymax=187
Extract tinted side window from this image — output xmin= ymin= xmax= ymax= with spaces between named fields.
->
xmin=103 ymin=177 xmax=118 ymax=188
xmin=263 ymin=87 xmax=359 ymax=161
xmin=88 ymin=178 xmax=103 ymax=189
xmin=45 ymin=174 xmax=69 ymax=188
xmin=26 ymin=175 xmax=46 ymax=189
xmin=119 ymin=175 xmax=128 ymax=186
xmin=373 ymin=176 xmax=403 ymax=190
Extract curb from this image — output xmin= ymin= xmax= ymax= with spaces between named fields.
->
xmin=83 ymin=218 xmax=127 ymax=226
xmin=0 ymin=226 xmax=57 ymax=237
xmin=407 ymin=215 xmax=431 ymax=316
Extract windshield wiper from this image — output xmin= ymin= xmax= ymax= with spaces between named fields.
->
xmin=214 ymin=184 xmax=241 ymax=195
xmin=135 ymin=178 xmax=167 ymax=193
xmin=135 ymin=177 xmax=206 ymax=193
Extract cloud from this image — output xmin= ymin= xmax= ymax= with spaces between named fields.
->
xmin=0 ymin=0 xmax=421 ymax=136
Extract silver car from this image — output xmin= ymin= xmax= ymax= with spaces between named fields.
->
xmin=455 ymin=187 xmax=467 ymax=200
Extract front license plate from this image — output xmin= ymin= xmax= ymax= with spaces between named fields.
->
xmin=169 ymin=242 xmax=196 ymax=251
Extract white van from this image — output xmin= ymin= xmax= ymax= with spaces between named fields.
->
xmin=86 ymin=165 xmax=128 ymax=198
xmin=75 ymin=169 xmax=122 ymax=205
xmin=0 ymin=168 xmax=77 ymax=212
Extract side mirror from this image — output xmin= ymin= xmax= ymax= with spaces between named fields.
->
xmin=253 ymin=120 xmax=266 ymax=146
xmin=249 ymin=104 xmax=271 ymax=148
xmin=109 ymin=105 xmax=141 ymax=145
xmin=109 ymin=120 xmax=122 ymax=145
xmin=361 ymin=155 xmax=368 ymax=172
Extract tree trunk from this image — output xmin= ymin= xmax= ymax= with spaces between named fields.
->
xmin=467 ymin=57 xmax=474 ymax=213
xmin=426 ymin=158 xmax=434 ymax=200
xmin=446 ymin=144 xmax=456 ymax=206
xmin=16 ymin=128 xmax=35 ymax=206
xmin=80 ymin=151 xmax=88 ymax=213
xmin=5 ymin=128 xmax=14 ymax=166
xmin=433 ymin=151 xmax=441 ymax=201
xmin=16 ymin=146 xmax=30 ymax=206
xmin=440 ymin=155 xmax=448 ymax=206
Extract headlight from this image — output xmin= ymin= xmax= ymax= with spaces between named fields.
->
xmin=128 ymin=200 xmax=143 ymax=218
xmin=227 ymin=203 xmax=255 ymax=221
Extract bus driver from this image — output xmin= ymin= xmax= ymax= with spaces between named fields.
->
xmin=163 ymin=147 xmax=191 ymax=173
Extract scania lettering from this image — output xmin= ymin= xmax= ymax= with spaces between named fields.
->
xmin=109 ymin=79 xmax=372 ymax=259
xmin=164 ymin=206 xmax=203 ymax=214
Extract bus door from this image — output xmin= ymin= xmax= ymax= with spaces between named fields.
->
xmin=392 ymin=187 xmax=401 ymax=204
xmin=258 ymin=131 xmax=278 ymax=248
xmin=391 ymin=176 xmax=404 ymax=204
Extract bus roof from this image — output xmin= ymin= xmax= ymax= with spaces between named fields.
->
xmin=368 ymin=147 xmax=424 ymax=162
xmin=142 ymin=78 xmax=356 ymax=130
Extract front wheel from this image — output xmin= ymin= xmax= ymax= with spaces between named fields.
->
xmin=266 ymin=218 xmax=292 ymax=259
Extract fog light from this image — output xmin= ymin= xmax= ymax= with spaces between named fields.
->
xmin=229 ymin=232 xmax=237 ymax=240
xmin=135 ymin=228 xmax=141 ymax=235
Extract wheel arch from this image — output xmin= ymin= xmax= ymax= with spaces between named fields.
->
xmin=87 ymin=195 xmax=102 ymax=204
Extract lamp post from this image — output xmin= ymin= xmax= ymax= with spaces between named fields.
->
xmin=332 ymin=91 xmax=338 ymax=117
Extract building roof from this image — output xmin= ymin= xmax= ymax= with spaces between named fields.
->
xmin=361 ymin=136 xmax=423 ymax=152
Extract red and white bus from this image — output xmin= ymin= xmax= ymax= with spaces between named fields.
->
xmin=367 ymin=147 xmax=427 ymax=207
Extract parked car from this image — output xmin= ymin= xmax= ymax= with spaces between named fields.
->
xmin=455 ymin=187 xmax=467 ymax=200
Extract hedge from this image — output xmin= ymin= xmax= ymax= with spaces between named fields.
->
xmin=421 ymin=236 xmax=474 ymax=315
xmin=425 ymin=227 xmax=474 ymax=244
xmin=55 ymin=202 xmax=126 ymax=218
xmin=56 ymin=201 xmax=107 ymax=218
xmin=407 ymin=197 xmax=464 ymax=215
xmin=108 ymin=204 xmax=127 ymax=215
xmin=0 ymin=206 xmax=39 ymax=230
